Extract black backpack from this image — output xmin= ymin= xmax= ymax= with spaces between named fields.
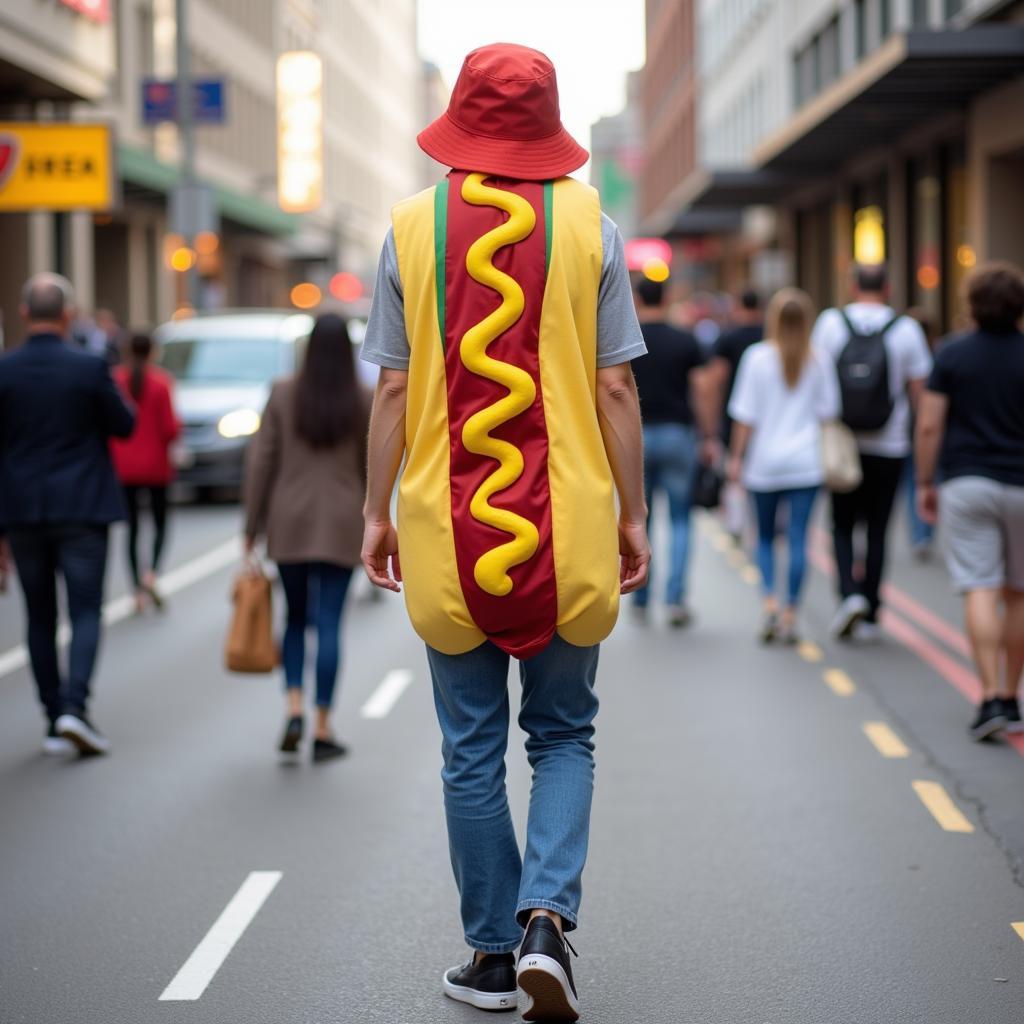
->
xmin=835 ymin=310 xmax=898 ymax=432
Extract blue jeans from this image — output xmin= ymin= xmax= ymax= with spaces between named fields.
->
xmin=750 ymin=486 xmax=819 ymax=607
xmin=426 ymin=635 xmax=600 ymax=952
xmin=903 ymin=455 xmax=934 ymax=547
xmin=635 ymin=422 xmax=698 ymax=608
xmin=8 ymin=524 xmax=109 ymax=721
xmin=277 ymin=562 xmax=353 ymax=708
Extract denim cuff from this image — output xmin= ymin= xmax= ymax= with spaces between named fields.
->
xmin=465 ymin=933 xmax=524 ymax=955
xmin=515 ymin=899 xmax=579 ymax=932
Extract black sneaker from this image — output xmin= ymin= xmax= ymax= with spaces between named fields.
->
xmin=42 ymin=722 xmax=75 ymax=756
xmin=759 ymin=612 xmax=779 ymax=645
xmin=279 ymin=715 xmax=303 ymax=754
xmin=517 ymin=917 xmax=580 ymax=1022
xmin=442 ymin=953 xmax=517 ymax=1012
xmin=969 ymin=699 xmax=1008 ymax=741
xmin=312 ymin=737 xmax=348 ymax=763
xmin=55 ymin=712 xmax=110 ymax=755
xmin=1001 ymin=697 xmax=1023 ymax=734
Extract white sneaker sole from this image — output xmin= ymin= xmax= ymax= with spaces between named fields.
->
xmin=441 ymin=973 xmax=517 ymax=1012
xmin=517 ymin=954 xmax=580 ymax=1022
xmin=42 ymin=736 xmax=76 ymax=756
xmin=831 ymin=596 xmax=870 ymax=639
xmin=55 ymin=715 xmax=110 ymax=755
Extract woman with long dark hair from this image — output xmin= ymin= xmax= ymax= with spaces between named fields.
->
xmin=111 ymin=332 xmax=181 ymax=612
xmin=244 ymin=312 xmax=367 ymax=761
xmin=727 ymin=289 xmax=840 ymax=643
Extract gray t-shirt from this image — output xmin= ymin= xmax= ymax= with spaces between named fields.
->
xmin=360 ymin=212 xmax=646 ymax=370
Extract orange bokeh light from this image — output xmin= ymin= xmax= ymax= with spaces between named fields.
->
xmin=290 ymin=282 xmax=321 ymax=309
xmin=194 ymin=231 xmax=220 ymax=256
xmin=916 ymin=265 xmax=940 ymax=290
xmin=170 ymin=247 xmax=197 ymax=272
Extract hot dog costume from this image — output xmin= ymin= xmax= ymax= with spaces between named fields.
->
xmin=389 ymin=45 xmax=620 ymax=659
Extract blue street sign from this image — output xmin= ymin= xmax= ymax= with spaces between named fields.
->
xmin=142 ymin=78 xmax=226 ymax=125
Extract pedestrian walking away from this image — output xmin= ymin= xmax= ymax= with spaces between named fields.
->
xmin=360 ymin=42 xmax=650 ymax=1022
xmin=914 ymin=262 xmax=1024 ymax=741
xmin=812 ymin=263 xmax=932 ymax=640
xmin=728 ymin=288 xmax=841 ymax=645
xmin=630 ymin=275 xmax=707 ymax=627
xmin=110 ymin=332 xmax=181 ymax=614
xmin=244 ymin=312 xmax=367 ymax=763
xmin=703 ymin=288 xmax=765 ymax=541
xmin=0 ymin=273 xmax=135 ymax=756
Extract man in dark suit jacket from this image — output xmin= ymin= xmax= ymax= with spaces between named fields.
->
xmin=0 ymin=273 xmax=135 ymax=756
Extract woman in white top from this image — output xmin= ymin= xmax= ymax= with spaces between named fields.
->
xmin=727 ymin=288 xmax=841 ymax=643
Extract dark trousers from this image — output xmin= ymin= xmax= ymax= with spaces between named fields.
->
xmin=123 ymin=485 xmax=169 ymax=587
xmin=277 ymin=561 xmax=353 ymax=708
xmin=8 ymin=524 xmax=109 ymax=721
xmin=830 ymin=454 xmax=904 ymax=621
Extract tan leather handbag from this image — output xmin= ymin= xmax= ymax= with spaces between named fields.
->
xmin=822 ymin=420 xmax=863 ymax=493
xmin=225 ymin=560 xmax=276 ymax=673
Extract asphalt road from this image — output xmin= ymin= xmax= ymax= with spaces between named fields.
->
xmin=1 ymin=500 xmax=1023 ymax=1023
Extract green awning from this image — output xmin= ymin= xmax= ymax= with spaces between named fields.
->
xmin=117 ymin=144 xmax=299 ymax=237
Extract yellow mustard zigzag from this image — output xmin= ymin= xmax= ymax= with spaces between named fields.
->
xmin=459 ymin=172 xmax=540 ymax=598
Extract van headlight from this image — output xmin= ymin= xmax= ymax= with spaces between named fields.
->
xmin=217 ymin=409 xmax=261 ymax=439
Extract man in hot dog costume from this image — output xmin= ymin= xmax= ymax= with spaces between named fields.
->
xmin=361 ymin=43 xmax=649 ymax=1021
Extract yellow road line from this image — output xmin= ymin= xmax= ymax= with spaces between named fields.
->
xmin=1012 ymin=923 xmax=1024 ymax=943
xmin=798 ymin=641 xmax=823 ymax=663
xmin=911 ymin=780 xmax=974 ymax=833
xmin=823 ymin=668 xmax=856 ymax=696
xmin=741 ymin=566 xmax=760 ymax=586
xmin=862 ymin=721 xmax=910 ymax=758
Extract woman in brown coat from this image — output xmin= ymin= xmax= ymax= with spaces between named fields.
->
xmin=244 ymin=313 xmax=366 ymax=761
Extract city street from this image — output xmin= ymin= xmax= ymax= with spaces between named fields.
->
xmin=2 ymin=502 xmax=1023 ymax=1023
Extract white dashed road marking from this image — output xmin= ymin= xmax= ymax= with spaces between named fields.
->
xmin=361 ymin=668 xmax=414 ymax=719
xmin=159 ymin=870 xmax=282 ymax=1001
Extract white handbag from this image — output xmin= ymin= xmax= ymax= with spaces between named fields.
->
xmin=821 ymin=420 xmax=862 ymax=493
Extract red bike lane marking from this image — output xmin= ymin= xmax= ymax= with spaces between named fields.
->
xmin=807 ymin=527 xmax=1024 ymax=758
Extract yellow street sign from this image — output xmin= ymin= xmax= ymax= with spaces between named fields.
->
xmin=0 ymin=123 xmax=115 ymax=211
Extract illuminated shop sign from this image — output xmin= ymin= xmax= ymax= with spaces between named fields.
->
xmin=277 ymin=52 xmax=323 ymax=214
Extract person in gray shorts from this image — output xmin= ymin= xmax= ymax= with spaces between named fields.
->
xmin=915 ymin=262 xmax=1024 ymax=740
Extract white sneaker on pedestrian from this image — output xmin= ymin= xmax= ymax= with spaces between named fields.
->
xmin=830 ymin=594 xmax=870 ymax=640
xmin=854 ymin=621 xmax=883 ymax=642
xmin=42 ymin=724 xmax=75 ymax=756
xmin=56 ymin=713 xmax=110 ymax=756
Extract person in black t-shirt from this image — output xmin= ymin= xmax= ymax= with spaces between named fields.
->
xmin=630 ymin=277 xmax=707 ymax=627
xmin=915 ymin=262 xmax=1024 ymax=740
xmin=705 ymin=288 xmax=764 ymax=447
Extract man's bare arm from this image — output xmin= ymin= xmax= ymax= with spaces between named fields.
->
xmin=596 ymin=363 xmax=650 ymax=593
xmin=913 ymin=389 xmax=948 ymax=525
xmin=361 ymin=368 xmax=408 ymax=591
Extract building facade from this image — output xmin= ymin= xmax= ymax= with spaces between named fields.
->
xmin=0 ymin=0 xmax=422 ymax=343
xmin=643 ymin=0 xmax=1024 ymax=328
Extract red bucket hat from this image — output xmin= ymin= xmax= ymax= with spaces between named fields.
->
xmin=417 ymin=43 xmax=588 ymax=182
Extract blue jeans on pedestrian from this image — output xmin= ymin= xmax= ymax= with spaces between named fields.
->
xmin=277 ymin=561 xmax=353 ymax=708
xmin=750 ymin=486 xmax=819 ymax=607
xmin=635 ymin=422 xmax=698 ymax=608
xmin=8 ymin=524 xmax=109 ymax=722
xmin=903 ymin=455 xmax=934 ymax=548
xmin=426 ymin=635 xmax=600 ymax=953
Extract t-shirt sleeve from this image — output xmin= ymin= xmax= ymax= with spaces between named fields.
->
xmin=900 ymin=318 xmax=933 ymax=382
xmin=596 ymin=215 xmax=647 ymax=368
xmin=811 ymin=308 xmax=842 ymax=357
xmin=360 ymin=229 xmax=411 ymax=370
xmin=814 ymin=349 xmax=842 ymax=421
xmin=927 ymin=345 xmax=954 ymax=394
xmin=727 ymin=348 xmax=759 ymax=426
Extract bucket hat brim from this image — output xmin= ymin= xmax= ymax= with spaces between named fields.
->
xmin=417 ymin=112 xmax=589 ymax=182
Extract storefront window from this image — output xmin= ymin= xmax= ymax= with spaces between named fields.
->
xmin=912 ymin=0 xmax=930 ymax=26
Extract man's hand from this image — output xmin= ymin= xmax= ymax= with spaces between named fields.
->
xmin=701 ymin=436 xmax=723 ymax=467
xmin=362 ymin=518 xmax=402 ymax=592
xmin=917 ymin=483 xmax=938 ymax=525
xmin=618 ymin=518 xmax=650 ymax=595
xmin=726 ymin=454 xmax=743 ymax=485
